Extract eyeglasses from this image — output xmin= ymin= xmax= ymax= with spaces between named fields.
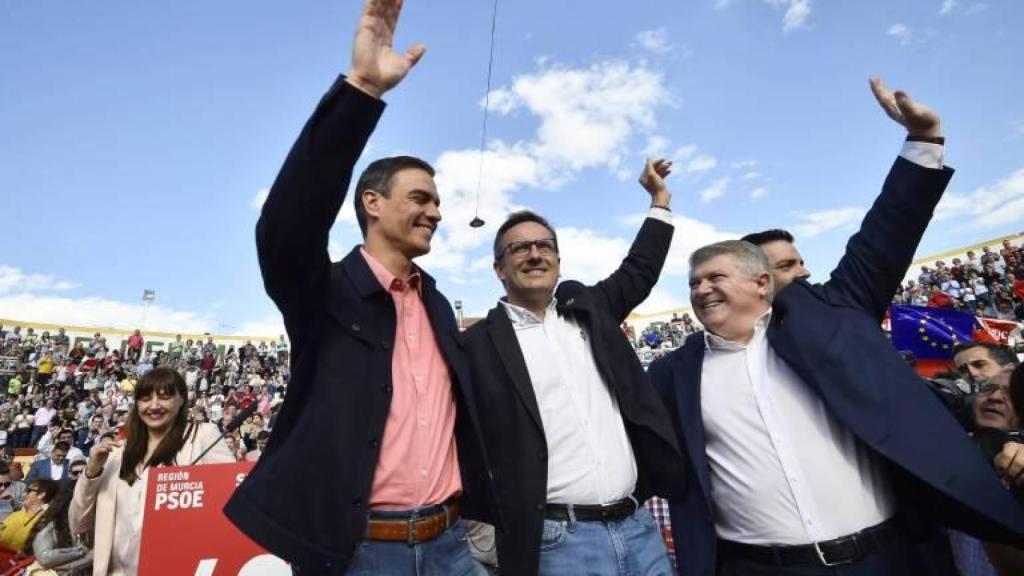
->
xmin=70 ymin=469 xmax=84 ymax=477
xmin=977 ymin=380 xmax=1010 ymax=396
xmin=496 ymin=238 xmax=557 ymax=260
xmin=0 ymin=482 xmax=10 ymax=488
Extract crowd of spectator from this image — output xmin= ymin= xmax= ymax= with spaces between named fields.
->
xmin=0 ymin=327 xmax=290 ymax=482
xmin=896 ymin=239 xmax=1024 ymax=321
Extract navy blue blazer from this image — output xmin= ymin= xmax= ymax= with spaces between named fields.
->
xmin=24 ymin=459 xmax=68 ymax=485
xmin=223 ymin=77 xmax=499 ymax=575
xmin=650 ymin=157 xmax=1024 ymax=576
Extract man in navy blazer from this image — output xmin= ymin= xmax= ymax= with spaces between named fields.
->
xmin=224 ymin=1 xmax=498 ymax=574
xmin=24 ymin=441 xmax=69 ymax=485
xmin=649 ymin=79 xmax=1024 ymax=576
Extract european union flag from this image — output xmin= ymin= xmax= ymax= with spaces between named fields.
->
xmin=890 ymin=305 xmax=974 ymax=360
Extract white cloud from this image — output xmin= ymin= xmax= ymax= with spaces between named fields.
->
xmin=764 ymin=0 xmax=812 ymax=32
xmin=0 ymin=265 xmax=283 ymax=336
xmin=416 ymin=59 xmax=673 ymax=283
xmin=0 ymin=266 xmax=80 ymax=296
xmin=939 ymin=0 xmax=956 ymax=15
xmin=643 ymin=136 xmax=670 ymax=157
xmin=685 ymin=154 xmax=719 ymax=175
xmin=791 ymin=207 xmax=866 ymax=238
xmin=663 ymin=213 xmax=738 ymax=277
xmin=0 ymin=293 xmax=214 ymax=334
xmin=731 ymin=160 xmax=757 ymax=170
xmin=699 ymin=177 xmax=730 ymax=203
xmin=619 ymin=211 xmax=737 ymax=276
xmin=934 ymin=168 xmax=1024 ymax=229
xmin=635 ymin=29 xmax=673 ymax=54
xmin=556 ymin=227 xmax=632 ymax=285
xmin=751 ymin=187 xmax=768 ymax=199
xmin=634 ymin=288 xmax=688 ymax=315
xmin=713 ymin=0 xmax=737 ymax=9
xmin=488 ymin=60 xmax=668 ymax=172
xmin=741 ymin=171 xmax=761 ymax=181
xmin=886 ymin=24 xmax=913 ymax=45
xmin=236 ymin=315 xmax=287 ymax=338
xmin=250 ymin=188 xmax=269 ymax=210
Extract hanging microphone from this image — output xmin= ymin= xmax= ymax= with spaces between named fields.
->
xmin=190 ymin=402 xmax=259 ymax=465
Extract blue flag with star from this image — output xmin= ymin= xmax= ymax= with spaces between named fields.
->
xmin=890 ymin=305 xmax=974 ymax=360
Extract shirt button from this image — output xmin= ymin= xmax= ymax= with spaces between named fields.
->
xmin=535 ymin=503 xmax=544 ymax=511
xmin=420 ymin=468 xmax=428 ymax=477
xmin=352 ymin=497 xmax=363 ymax=508
xmin=537 ymin=451 xmax=546 ymax=461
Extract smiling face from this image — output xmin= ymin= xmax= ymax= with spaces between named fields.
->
xmin=690 ymin=253 xmax=772 ymax=342
xmin=494 ymin=221 xmax=561 ymax=307
xmin=363 ymin=167 xmax=441 ymax=259
xmin=136 ymin=388 xmax=186 ymax=434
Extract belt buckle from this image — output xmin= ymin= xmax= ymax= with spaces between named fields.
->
xmin=813 ymin=536 xmax=858 ymax=567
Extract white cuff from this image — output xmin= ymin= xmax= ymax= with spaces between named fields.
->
xmin=648 ymin=207 xmax=674 ymax=226
xmin=899 ymin=141 xmax=944 ymax=170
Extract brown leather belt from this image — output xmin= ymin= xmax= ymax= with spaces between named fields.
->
xmin=365 ymin=500 xmax=460 ymax=545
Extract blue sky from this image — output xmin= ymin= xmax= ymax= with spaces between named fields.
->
xmin=2 ymin=0 xmax=1023 ymax=336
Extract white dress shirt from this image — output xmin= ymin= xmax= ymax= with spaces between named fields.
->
xmin=699 ymin=142 xmax=942 ymax=545
xmin=701 ymin=310 xmax=895 ymax=545
xmin=499 ymin=208 xmax=673 ymax=505
xmin=502 ymin=298 xmax=638 ymax=505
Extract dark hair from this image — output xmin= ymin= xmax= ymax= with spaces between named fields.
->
xmin=25 ymin=484 xmax=75 ymax=554
xmin=0 ymin=462 xmax=9 ymax=476
xmin=256 ymin=430 xmax=271 ymax=441
xmin=1011 ymin=364 xmax=1024 ymax=419
xmin=493 ymin=210 xmax=559 ymax=261
xmin=952 ymin=342 xmax=1019 ymax=368
xmin=52 ymin=441 xmax=70 ymax=454
xmin=353 ymin=156 xmax=436 ymax=238
xmin=29 ymin=479 xmax=60 ymax=503
xmin=740 ymin=229 xmax=795 ymax=246
xmin=120 ymin=368 xmax=191 ymax=486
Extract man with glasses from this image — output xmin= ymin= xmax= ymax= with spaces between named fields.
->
xmin=0 ymin=462 xmax=25 ymax=522
xmin=461 ymin=159 xmax=687 ymax=575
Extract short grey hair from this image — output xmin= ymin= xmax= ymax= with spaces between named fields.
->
xmin=689 ymin=240 xmax=775 ymax=302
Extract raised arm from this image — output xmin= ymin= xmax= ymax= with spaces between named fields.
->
xmin=256 ymin=0 xmax=425 ymax=334
xmin=823 ymin=78 xmax=952 ymax=319
xmin=590 ymin=159 xmax=675 ymax=322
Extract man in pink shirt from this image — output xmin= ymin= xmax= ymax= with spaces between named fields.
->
xmin=225 ymin=1 xmax=499 ymax=574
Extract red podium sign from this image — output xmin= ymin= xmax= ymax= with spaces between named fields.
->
xmin=139 ymin=462 xmax=290 ymax=576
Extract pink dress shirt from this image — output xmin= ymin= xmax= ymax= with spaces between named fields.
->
xmin=361 ymin=249 xmax=462 ymax=510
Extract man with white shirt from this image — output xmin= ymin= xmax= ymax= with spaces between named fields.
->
xmin=649 ymin=78 xmax=1024 ymax=576
xmin=462 ymin=159 xmax=687 ymax=575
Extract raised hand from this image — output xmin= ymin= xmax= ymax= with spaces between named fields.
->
xmin=639 ymin=158 xmax=673 ymax=209
xmin=347 ymin=0 xmax=427 ymax=99
xmin=995 ymin=440 xmax=1024 ymax=487
xmin=85 ymin=436 xmax=121 ymax=478
xmin=869 ymin=77 xmax=941 ymax=139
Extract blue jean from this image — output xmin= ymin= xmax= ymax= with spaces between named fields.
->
xmin=345 ymin=519 xmax=484 ymax=576
xmin=537 ymin=506 xmax=675 ymax=575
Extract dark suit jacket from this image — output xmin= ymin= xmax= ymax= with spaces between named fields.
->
xmin=650 ymin=157 xmax=1024 ymax=576
xmin=24 ymin=459 xmax=68 ymax=485
xmin=223 ymin=77 xmax=499 ymax=575
xmin=463 ymin=217 xmax=688 ymax=576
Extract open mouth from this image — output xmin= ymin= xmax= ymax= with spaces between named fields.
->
xmin=701 ymin=300 xmax=725 ymax=310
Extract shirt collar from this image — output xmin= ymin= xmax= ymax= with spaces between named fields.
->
xmin=500 ymin=297 xmax=557 ymax=328
xmin=703 ymin=307 xmax=772 ymax=351
xmin=360 ymin=247 xmax=422 ymax=294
